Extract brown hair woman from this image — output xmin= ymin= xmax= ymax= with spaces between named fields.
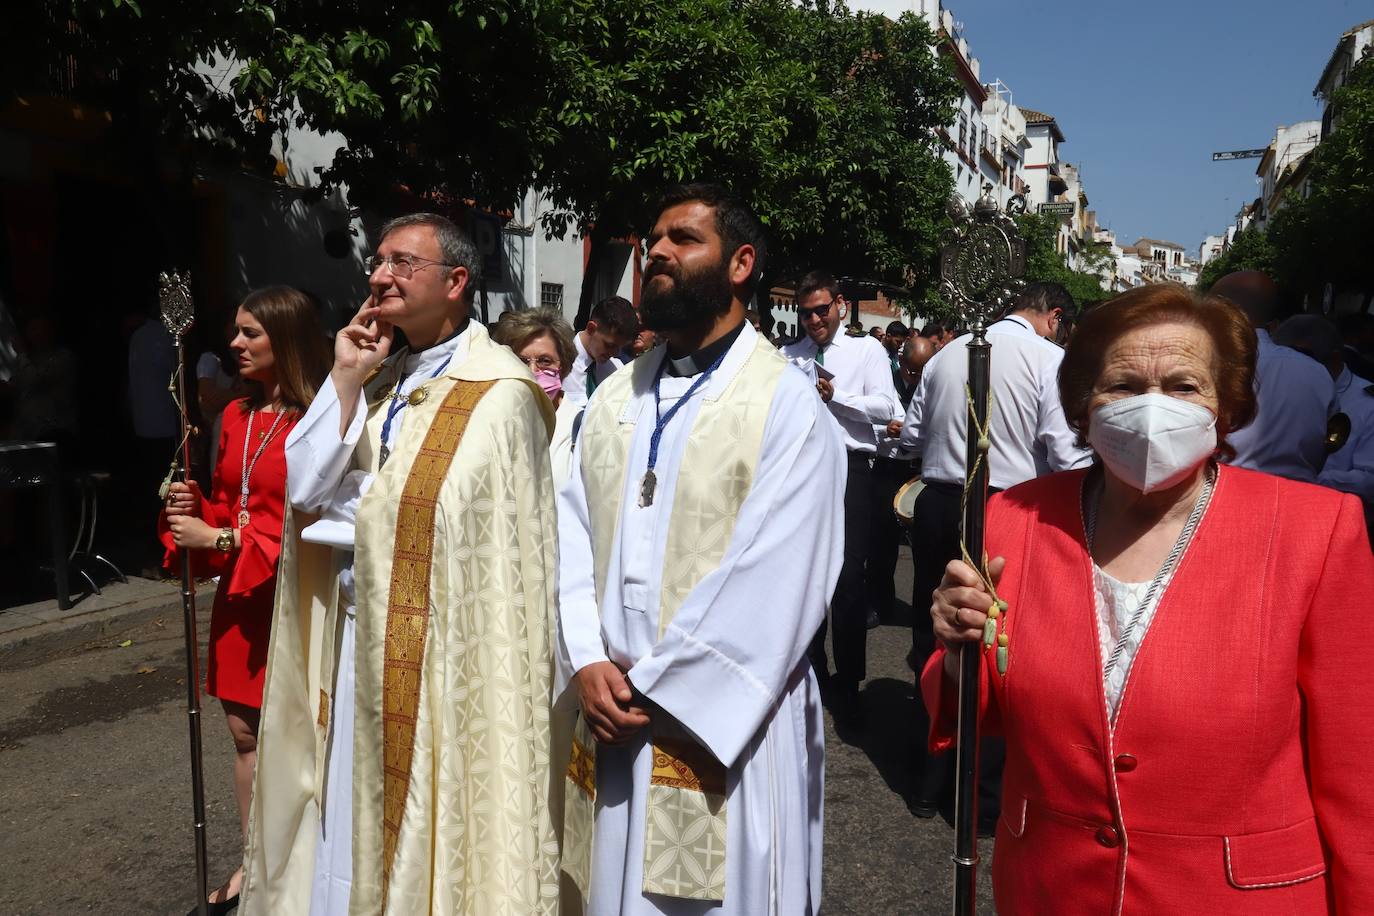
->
xmin=160 ymin=286 xmax=332 ymax=914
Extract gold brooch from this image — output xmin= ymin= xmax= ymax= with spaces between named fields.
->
xmin=384 ymin=386 xmax=430 ymax=406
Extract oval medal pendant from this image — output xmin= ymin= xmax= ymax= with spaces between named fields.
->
xmin=238 ymin=510 xmax=251 ymax=528
xmin=408 ymin=387 xmax=428 ymax=406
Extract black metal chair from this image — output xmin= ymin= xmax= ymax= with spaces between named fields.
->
xmin=0 ymin=440 xmax=72 ymax=609
xmin=67 ymin=469 xmax=127 ymax=595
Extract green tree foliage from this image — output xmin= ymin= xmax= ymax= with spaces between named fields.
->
xmin=1268 ymin=52 xmax=1374 ymax=304
xmin=13 ymin=0 xmax=960 ymax=326
xmin=1196 ymin=226 xmax=1275 ymax=291
xmin=541 ymin=0 xmax=959 ymax=324
xmin=1014 ymin=212 xmax=1108 ymax=308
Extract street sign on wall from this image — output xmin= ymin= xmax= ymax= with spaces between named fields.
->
xmin=1211 ymin=149 xmax=1266 ymax=161
xmin=1037 ymin=202 xmax=1075 ymax=216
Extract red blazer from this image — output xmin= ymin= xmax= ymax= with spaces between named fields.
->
xmin=923 ymin=465 xmax=1374 ymax=915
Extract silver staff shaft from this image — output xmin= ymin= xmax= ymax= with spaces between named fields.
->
xmin=936 ymin=185 xmax=1028 ymax=916
xmin=160 ymin=270 xmax=209 ymax=916
xmin=952 ymin=325 xmax=990 ymax=916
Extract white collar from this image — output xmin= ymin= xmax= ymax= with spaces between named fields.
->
xmin=1001 ymin=314 xmax=1038 ymax=336
xmin=401 ymin=321 xmax=471 ymax=377
xmin=1337 ymin=365 xmax=1354 ymax=395
xmin=621 ymin=323 xmax=760 ymax=421
xmin=574 ymin=330 xmax=595 ymax=370
xmin=812 ymin=330 xmax=846 ymax=354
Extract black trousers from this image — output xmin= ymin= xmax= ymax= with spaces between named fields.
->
xmin=865 ymin=455 xmax=914 ymax=615
xmin=909 ymin=479 xmax=1005 ymax=824
xmin=811 ymin=452 xmax=872 ymax=685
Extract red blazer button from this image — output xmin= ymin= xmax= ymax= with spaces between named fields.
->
xmin=1114 ymin=754 xmax=1138 ymax=772
xmin=1096 ymin=826 xmax=1120 ymax=848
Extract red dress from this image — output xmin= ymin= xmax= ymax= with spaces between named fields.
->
xmin=161 ymin=399 xmax=298 ymax=709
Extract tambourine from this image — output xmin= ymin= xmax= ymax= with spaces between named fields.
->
xmin=1327 ymin=412 xmax=1352 ymax=454
xmin=893 ymin=477 xmax=925 ymax=525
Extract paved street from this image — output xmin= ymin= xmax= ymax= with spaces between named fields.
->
xmin=0 ymin=547 xmax=993 ymax=915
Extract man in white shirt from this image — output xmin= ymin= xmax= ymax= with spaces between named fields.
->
xmin=865 ymin=336 xmax=935 ymax=624
xmin=899 ymin=281 xmax=1090 ymax=826
xmin=781 ymin=271 xmax=900 ymax=721
xmin=1215 ymin=271 xmax=1338 ymax=482
xmin=566 ymin=294 xmax=637 ymax=407
xmin=1275 ymin=314 xmax=1374 ymax=536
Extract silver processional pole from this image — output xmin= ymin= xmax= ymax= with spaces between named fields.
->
xmin=938 ymin=185 xmax=1027 ymax=916
xmin=159 ymin=271 xmax=210 ymax=916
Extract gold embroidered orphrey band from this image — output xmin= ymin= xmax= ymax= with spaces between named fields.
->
xmin=380 ymin=378 xmax=495 ymax=904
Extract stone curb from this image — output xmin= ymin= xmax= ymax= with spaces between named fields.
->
xmin=0 ymin=585 xmax=191 ymax=668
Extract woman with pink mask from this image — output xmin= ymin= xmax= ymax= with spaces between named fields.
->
xmin=494 ymin=308 xmax=581 ymax=484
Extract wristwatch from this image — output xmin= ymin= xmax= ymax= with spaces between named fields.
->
xmin=215 ymin=528 xmax=234 ymax=553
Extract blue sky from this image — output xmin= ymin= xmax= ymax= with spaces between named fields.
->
xmin=852 ymin=0 xmax=1369 ymax=254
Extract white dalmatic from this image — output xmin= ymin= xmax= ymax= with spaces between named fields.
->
xmin=556 ymin=324 xmax=846 ymax=915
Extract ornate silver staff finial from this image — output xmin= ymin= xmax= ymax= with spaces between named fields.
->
xmin=158 ymin=270 xmax=195 ymax=343
xmin=939 ymin=186 xmax=1028 ymax=335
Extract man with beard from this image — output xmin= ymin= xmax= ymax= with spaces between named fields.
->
xmin=555 ymin=183 xmax=843 ymax=915
xmin=781 ymin=271 xmax=900 ymax=722
xmin=883 ymin=320 xmax=909 ymax=371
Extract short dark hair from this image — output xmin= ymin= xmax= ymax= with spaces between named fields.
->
xmin=919 ymin=322 xmax=946 ymax=338
xmin=886 ymin=321 xmax=909 ymax=337
xmin=1011 ymin=281 xmax=1074 ymax=316
xmin=1059 ymin=284 xmax=1257 ymax=460
xmin=589 ymin=295 xmax=639 ymax=337
xmin=796 ymin=270 xmax=839 ymax=303
xmin=377 ymin=212 xmax=481 ymax=302
xmin=650 ymin=183 xmax=767 ymax=298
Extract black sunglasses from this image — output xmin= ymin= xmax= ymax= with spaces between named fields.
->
xmin=798 ymin=300 xmax=839 ymax=320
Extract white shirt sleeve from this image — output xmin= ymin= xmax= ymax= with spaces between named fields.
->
xmin=553 ymin=434 xmax=613 ymax=700
xmin=828 ymin=343 xmax=901 ymax=425
xmin=626 ymin=385 xmax=846 ymax=768
xmin=1319 ymin=449 xmax=1374 ymax=503
xmin=284 ymin=377 xmax=368 ymax=513
xmin=1036 ymin=353 xmax=1092 ymax=471
xmin=899 ymin=372 xmax=927 ymax=456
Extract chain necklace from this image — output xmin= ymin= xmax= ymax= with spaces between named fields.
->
xmin=1082 ymin=463 xmax=1215 ymax=708
xmin=238 ymin=407 xmax=287 ymax=528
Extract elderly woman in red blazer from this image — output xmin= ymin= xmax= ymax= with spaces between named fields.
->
xmin=925 ymin=283 xmax=1374 ymax=914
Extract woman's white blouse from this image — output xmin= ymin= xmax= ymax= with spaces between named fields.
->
xmin=1092 ymin=565 xmax=1163 ymax=717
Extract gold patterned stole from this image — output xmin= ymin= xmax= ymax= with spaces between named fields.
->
xmin=563 ymin=334 xmax=785 ymax=903
xmin=379 ymin=379 xmax=495 ymax=905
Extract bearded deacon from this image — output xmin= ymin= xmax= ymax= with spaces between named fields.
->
xmin=240 ymin=213 xmax=560 ymax=915
xmin=556 ymin=183 xmax=845 ymax=915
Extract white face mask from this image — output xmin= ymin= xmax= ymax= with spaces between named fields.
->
xmin=1088 ymin=393 xmax=1217 ymax=493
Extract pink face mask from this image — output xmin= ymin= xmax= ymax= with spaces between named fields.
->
xmin=534 ymin=367 xmax=562 ymax=400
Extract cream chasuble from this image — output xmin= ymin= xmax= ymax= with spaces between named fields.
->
xmin=241 ymin=324 xmax=561 ymax=916
xmin=556 ymin=323 xmax=846 ymax=915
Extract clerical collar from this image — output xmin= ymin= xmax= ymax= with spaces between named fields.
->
xmin=666 ymin=320 xmax=746 ymax=378
xmin=401 ymin=318 xmax=470 ymax=376
xmin=409 ymin=317 xmax=470 ymax=354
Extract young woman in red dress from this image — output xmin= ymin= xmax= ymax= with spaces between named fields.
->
xmin=162 ymin=286 xmax=331 ymax=914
